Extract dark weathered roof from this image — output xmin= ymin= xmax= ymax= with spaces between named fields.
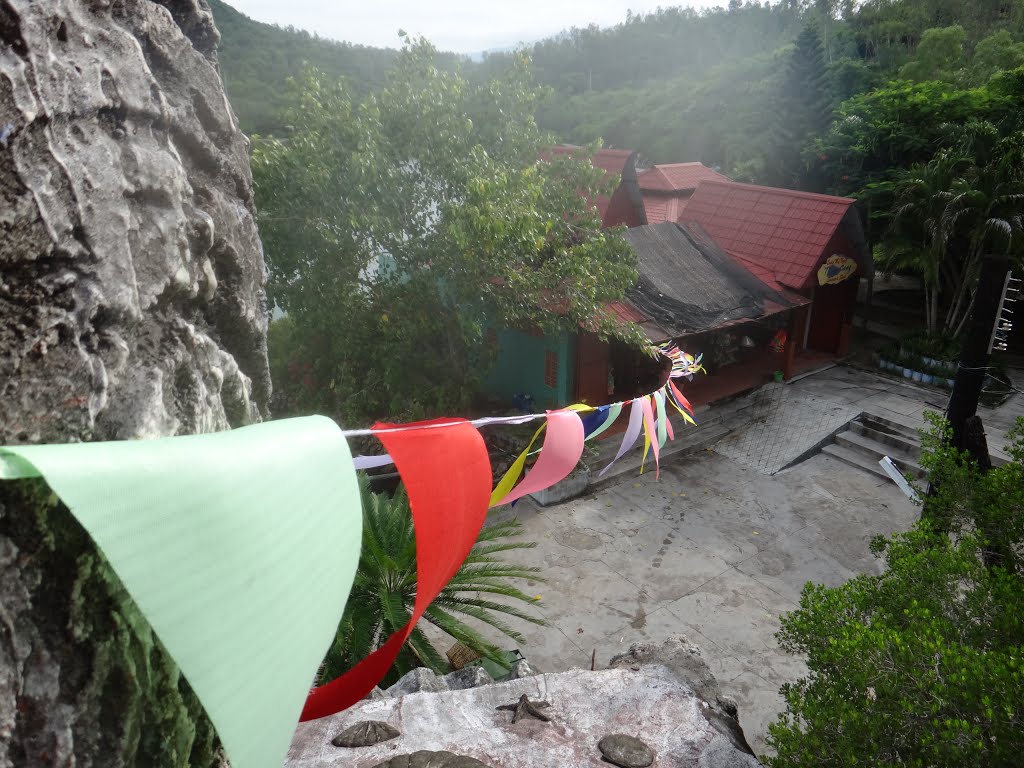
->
xmin=620 ymin=222 xmax=801 ymax=341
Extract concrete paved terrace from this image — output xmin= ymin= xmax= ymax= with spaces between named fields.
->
xmin=475 ymin=363 xmax=1023 ymax=758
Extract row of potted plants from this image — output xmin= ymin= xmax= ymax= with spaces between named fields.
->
xmin=875 ymin=355 xmax=956 ymax=387
xmin=874 ymin=334 xmax=960 ymax=388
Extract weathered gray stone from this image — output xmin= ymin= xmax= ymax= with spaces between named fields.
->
xmin=609 ymin=634 xmax=718 ymax=702
xmin=597 ymin=734 xmax=655 ymax=768
xmin=0 ymin=1 xmax=269 ymax=766
xmin=286 ymin=664 xmax=764 ymax=768
xmin=701 ymin=701 xmax=756 ymax=756
xmin=495 ymin=693 xmax=551 ymax=723
xmin=366 ymin=686 xmax=389 ymax=700
xmin=386 ymin=667 xmax=449 ymax=697
xmin=503 ymin=659 xmax=535 ymax=681
xmin=0 ymin=0 xmax=270 ymax=446
xmin=698 ymin=735 xmax=763 ymax=768
xmin=332 ymin=721 xmax=400 ymax=748
xmin=371 ymin=752 xmax=490 ymax=768
xmin=442 ymin=666 xmax=492 ymax=691
xmin=609 ymin=636 xmax=756 ymax=757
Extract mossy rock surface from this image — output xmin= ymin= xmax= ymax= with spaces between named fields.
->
xmin=0 ymin=481 xmax=222 ymax=768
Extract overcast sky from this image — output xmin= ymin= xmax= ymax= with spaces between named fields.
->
xmin=226 ymin=0 xmax=724 ymax=54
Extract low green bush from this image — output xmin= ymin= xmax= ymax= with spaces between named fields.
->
xmin=767 ymin=416 xmax=1024 ymax=768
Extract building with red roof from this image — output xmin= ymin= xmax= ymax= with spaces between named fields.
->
xmin=636 ymin=162 xmax=729 ymax=225
xmin=549 ymin=145 xmax=647 ymax=228
xmin=482 ymin=164 xmax=872 ymax=413
xmin=682 ymin=180 xmax=870 ymax=355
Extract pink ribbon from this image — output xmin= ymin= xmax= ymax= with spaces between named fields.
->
xmin=493 ymin=409 xmax=585 ymax=506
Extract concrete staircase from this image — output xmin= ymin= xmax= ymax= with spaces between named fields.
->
xmin=822 ymin=411 xmax=926 ymax=481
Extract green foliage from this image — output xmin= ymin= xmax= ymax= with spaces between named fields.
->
xmin=899 ymin=24 xmax=968 ymax=82
xmin=253 ymin=41 xmax=640 ymax=424
xmin=208 ymin=0 xmax=401 ymax=135
xmin=320 ymin=477 xmax=545 ymax=686
xmin=868 ymin=121 xmax=1024 ymax=334
xmin=767 ymin=416 xmax=1024 ymax=768
xmin=971 ymin=30 xmax=1024 ymax=84
xmin=765 ymin=24 xmax=834 ymax=188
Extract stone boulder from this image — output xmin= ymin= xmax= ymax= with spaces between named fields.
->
xmin=609 ymin=635 xmax=757 ymax=758
xmin=0 ymin=1 xmax=269 ymax=765
xmin=1 ymin=0 xmax=269 ymax=445
xmin=286 ymin=659 xmax=763 ymax=767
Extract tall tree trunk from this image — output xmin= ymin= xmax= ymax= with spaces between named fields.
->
xmin=944 ymin=256 xmax=974 ymax=333
xmin=0 ymin=2 xmax=270 ymax=766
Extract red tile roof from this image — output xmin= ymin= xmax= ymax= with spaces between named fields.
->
xmin=637 ymin=162 xmax=728 ymax=193
xmin=726 ymin=250 xmax=782 ymax=291
xmin=550 ymin=145 xmax=632 ymax=180
xmin=606 ymin=300 xmax=649 ymax=325
xmin=682 ymin=181 xmax=857 ymax=291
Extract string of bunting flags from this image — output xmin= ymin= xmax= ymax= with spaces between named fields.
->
xmin=0 ymin=342 xmax=703 ymax=768
xmin=352 ymin=343 xmax=704 ymax=485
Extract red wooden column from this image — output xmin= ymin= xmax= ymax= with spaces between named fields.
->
xmin=782 ymin=306 xmax=807 ymax=380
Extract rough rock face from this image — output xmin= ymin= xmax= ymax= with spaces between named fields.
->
xmin=0 ymin=0 xmax=269 ymax=444
xmin=286 ymin=641 xmax=764 ymax=768
xmin=0 ymin=1 xmax=269 ymax=766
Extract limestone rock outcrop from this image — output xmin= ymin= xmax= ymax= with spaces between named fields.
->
xmin=287 ymin=639 xmax=764 ymax=768
xmin=1 ymin=2 xmax=269 ymax=766
xmin=1 ymin=0 xmax=269 ymax=444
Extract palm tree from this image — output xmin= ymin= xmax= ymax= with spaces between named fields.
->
xmin=882 ymin=127 xmax=1024 ymax=337
xmin=319 ymin=476 xmax=545 ymax=686
xmin=882 ymin=151 xmax=966 ymax=335
xmin=942 ymin=131 xmax=1024 ymax=335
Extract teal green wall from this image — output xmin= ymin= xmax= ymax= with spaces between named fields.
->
xmin=483 ymin=328 xmax=576 ymax=409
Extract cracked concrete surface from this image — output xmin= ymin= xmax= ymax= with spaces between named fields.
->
xmin=455 ymin=365 xmax=1022 ymax=757
xmin=481 ymin=451 xmax=918 ymax=757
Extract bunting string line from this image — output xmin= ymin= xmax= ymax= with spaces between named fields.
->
xmin=352 ymin=343 xmax=705 ymax=479
xmin=0 ymin=341 xmax=708 ymax=764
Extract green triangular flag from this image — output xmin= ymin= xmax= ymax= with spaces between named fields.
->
xmin=0 ymin=415 xmax=362 ymax=768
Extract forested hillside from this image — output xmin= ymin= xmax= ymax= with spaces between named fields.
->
xmin=209 ymin=0 xmax=398 ymax=134
xmin=476 ymin=0 xmax=1024 ymax=179
xmin=212 ymin=0 xmax=1024 ymax=183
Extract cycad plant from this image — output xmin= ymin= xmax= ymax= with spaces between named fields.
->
xmin=319 ymin=476 xmax=545 ymax=686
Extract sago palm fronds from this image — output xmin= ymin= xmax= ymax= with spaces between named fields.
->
xmin=319 ymin=475 xmax=544 ymax=686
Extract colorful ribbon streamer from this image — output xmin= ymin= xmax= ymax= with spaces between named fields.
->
xmin=599 ymin=399 xmax=645 ymax=477
xmin=585 ymin=402 xmax=623 ymax=442
xmin=301 ymin=416 xmax=492 ymax=720
xmin=490 ymin=409 xmax=586 ymax=507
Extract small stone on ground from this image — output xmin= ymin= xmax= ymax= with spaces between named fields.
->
xmin=598 ymin=734 xmax=655 ymax=768
xmin=332 ymin=720 xmax=400 ymax=747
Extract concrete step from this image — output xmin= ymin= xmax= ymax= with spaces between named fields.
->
xmin=832 ymin=429 xmax=926 ymax=479
xmin=821 ymin=443 xmax=891 ymax=479
xmin=850 ymin=420 xmax=921 ymax=460
xmin=835 ymin=430 xmax=925 ymax=479
xmin=860 ymin=411 xmax=924 ymax=442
